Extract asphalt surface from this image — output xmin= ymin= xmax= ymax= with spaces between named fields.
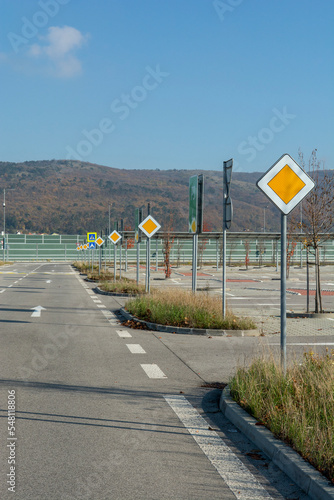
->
xmin=1 ymin=262 xmax=331 ymax=499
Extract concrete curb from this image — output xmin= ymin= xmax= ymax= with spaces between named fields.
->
xmin=94 ymin=286 xmax=137 ymax=298
xmin=287 ymin=311 xmax=334 ymax=318
xmin=220 ymin=387 xmax=334 ymax=500
xmin=119 ymin=307 xmax=260 ymax=337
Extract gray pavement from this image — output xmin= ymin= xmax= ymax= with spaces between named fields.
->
xmin=1 ymin=262 xmax=331 ymax=498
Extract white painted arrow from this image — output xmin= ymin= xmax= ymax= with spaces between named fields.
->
xmin=31 ymin=306 xmax=46 ymax=318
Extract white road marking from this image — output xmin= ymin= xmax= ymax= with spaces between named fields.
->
xmin=14 ymin=281 xmax=18 ymax=284
xmin=268 ymin=342 xmax=334 ymax=346
xmin=46 ymin=280 xmax=52 ymax=283
xmin=327 ymin=318 xmax=334 ymax=321
xmin=8 ymin=285 xmax=12 ymax=288
xmin=164 ymin=395 xmax=272 ymax=499
xmin=126 ymin=344 xmax=146 ymax=354
xmin=0 ymin=289 xmax=5 ymax=293
xmin=97 ymin=304 xmax=106 ymax=308
xmin=31 ymin=305 xmax=46 ymax=318
xmin=141 ymin=364 xmax=167 ymax=379
xmin=116 ymin=330 xmax=132 ymax=338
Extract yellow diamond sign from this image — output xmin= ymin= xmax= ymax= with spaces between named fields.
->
xmin=256 ymin=154 xmax=315 ymax=214
xmin=95 ymin=237 xmax=105 ymax=247
xmin=139 ymin=215 xmax=161 ymax=238
xmin=108 ymin=230 xmax=122 ymax=245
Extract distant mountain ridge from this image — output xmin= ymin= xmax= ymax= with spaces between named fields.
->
xmin=0 ymin=160 xmax=332 ymax=234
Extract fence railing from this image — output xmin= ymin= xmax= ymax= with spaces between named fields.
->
xmin=2 ymin=232 xmax=334 ymax=264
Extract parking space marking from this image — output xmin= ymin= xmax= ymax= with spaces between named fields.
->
xmin=164 ymin=395 xmax=273 ymax=500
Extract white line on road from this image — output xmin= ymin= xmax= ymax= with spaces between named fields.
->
xmin=0 ymin=289 xmax=5 ymax=293
xmin=268 ymin=342 xmax=334 ymax=346
xmin=164 ymin=395 xmax=272 ymax=500
xmin=8 ymin=285 xmax=12 ymax=288
xmin=116 ymin=330 xmax=132 ymax=338
xmin=328 ymin=318 xmax=334 ymax=321
xmin=46 ymin=280 xmax=52 ymax=283
xmin=126 ymin=344 xmax=146 ymax=354
xmin=141 ymin=364 xmax=167 ymax=379
xmin=97 ymin=304 xmax=106 ymax=308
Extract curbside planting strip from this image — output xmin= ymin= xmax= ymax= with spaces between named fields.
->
xmin=119 ymin=307 xmax=260 ymax=337
xmin=94 ymin=286 xmax=137 ymax=298
xmin=220 ymin=387 xmax=334 ymax=500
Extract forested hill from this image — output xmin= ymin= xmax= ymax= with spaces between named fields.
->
xmin=0 ymin=160 xmax=331 ymax=234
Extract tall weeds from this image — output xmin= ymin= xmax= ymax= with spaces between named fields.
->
xmin=230 ymin=350 xmax=334 ymax=482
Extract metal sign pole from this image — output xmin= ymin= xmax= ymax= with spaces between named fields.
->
xmin=136 ymin=241 xmax=140 ymax=285
xmin=222 ymin=226 xmax=226 ymax=318
xmin=114 ymin=244 xmax=116 ymax=282
xmin=281 ymin=213 xmax=287 ymax=374
xmin=156 ymin=238 xmax=158 ymax=271
xmin=192 ymin=235 xmax=197 ymax=292
xmin=147 ymin=236 xmax=151 ymax=293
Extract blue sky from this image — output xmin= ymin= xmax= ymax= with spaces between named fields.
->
xmin=0 ymin=0 xmax=333 ymax=173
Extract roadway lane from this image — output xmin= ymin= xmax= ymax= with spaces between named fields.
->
xmin=0 ymin=263 xmax=310 ymax=499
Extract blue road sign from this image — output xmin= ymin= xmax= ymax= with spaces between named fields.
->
xmin=89 ymin=242 xmax=96 ymax=249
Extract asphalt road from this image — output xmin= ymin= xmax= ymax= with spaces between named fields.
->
xmin=0 ymin=263 xmax=318 ymax=499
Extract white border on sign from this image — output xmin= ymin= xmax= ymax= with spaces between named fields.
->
xmin=95 ymin=238 xmax=105 ymax=247
xmin=108 ymin=230 xmax=122 ymax=245
xmin=256 ymin=153 xmax=315 ymax=214
xmin=139 ymin=215 xmax=161 ymax=238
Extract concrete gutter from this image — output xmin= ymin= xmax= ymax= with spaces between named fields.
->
xmin=220 ymin=387 xmax=334 ymax=500
xmin=119 ymin=307 xmax=260 ymax=337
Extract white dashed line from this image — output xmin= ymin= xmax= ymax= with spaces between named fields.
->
xmin=0 ymin=289 xmax=5 ymax=293
xmin=141 ymin=364 xmax=167 ymax=379
xmin=97 ymin=304 xmax=106 ymax=308
xmin=164 ymin=395 xmax=272 ymax=499
xmin=116 ymin=330 xmax=132 ymax=338
xmin=126 ymin=344 xmax=146 ymax=354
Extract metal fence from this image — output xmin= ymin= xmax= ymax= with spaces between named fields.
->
xmin=2 ymin=232 xmax=334 ymax=265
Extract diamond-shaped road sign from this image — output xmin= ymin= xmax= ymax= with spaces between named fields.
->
xmin=95 ymin=237 xmax=105 ymax=247
xmin=139 ymin=215 xmax=161 ymax=238
xmin=256 ymin=153 xmax=315 ymax=215
xmin=108 ymin=230 xmax=122 ymax=245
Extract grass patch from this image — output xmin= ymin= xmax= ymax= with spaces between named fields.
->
xmin=125 ymin=288 xmax=256 ymax=330
xmin=229 ymin=350 xmax=334 ymax=483
xmin=99 ymin=279 xmax=146 ymax=295
xmin=72 ymin=261 xmax=98 ymax=273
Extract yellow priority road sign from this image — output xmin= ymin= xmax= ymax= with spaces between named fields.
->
xmin=108 ymin=230 xmax=122 ymax=245
xmin=139 ymin=215 xmax=161 ymax=238
xmin=256 ymin=154 xmax=315 ymax=215
xmin=95 ymin=237 xmax=105 ymax=247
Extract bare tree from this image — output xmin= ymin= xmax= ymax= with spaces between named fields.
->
xmin=162 ymin=214 xmax=174 ymax=279
xmin=298 ymin=149 xmax=334 ymax=312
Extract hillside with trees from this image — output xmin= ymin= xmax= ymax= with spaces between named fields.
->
xmin=0 ymin=160 xmax=332 ymax=234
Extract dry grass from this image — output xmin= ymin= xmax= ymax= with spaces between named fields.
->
xmin=99 ymin=279 xmax=146 ymax=295
xmin=126 ymin=288 xmax=256 ymax=330
xmin=230 ymin=350 xmax=334 ymax=482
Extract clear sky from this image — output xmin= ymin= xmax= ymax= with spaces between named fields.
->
xmin=0 ymin=0 xmax=333 ymax=173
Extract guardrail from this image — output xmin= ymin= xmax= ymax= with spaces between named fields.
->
xmin=2 ymin=233 xmax=334 ymax=264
